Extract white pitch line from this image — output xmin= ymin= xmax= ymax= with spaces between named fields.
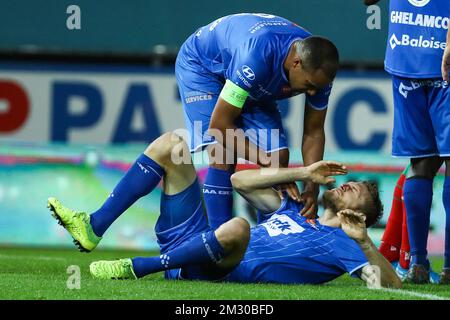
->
xmin=0 ymin=254 xmax=67 ymax=262
xmin=379 ymin=288 xmax=449 ymax=300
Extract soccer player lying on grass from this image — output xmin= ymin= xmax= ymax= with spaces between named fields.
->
xmin=47 ymin=132 xmax=401 ymax=288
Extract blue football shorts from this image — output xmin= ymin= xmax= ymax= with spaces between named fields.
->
xmin=392 ymin=75 xmax=450 ymax=157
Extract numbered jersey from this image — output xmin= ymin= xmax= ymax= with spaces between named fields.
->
xmin=226 ymin=198 xmax=368 ymax=284
xmin=177 ymin=13 xmax=331 ymax=109
xmin=385 ymin=0 xmax=450 ymax=78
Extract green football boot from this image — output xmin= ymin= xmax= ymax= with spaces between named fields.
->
xmin=89 ymin=259 xmax=137 ymax=280
xmin=47 ymin=197 xmax=101 ymax=252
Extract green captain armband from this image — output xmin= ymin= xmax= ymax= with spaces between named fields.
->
xmin=219 ymin=79 xmax=249 ymax=108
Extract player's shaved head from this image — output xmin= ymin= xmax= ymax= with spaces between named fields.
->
xmin=295 ymin=36 xmax=339 ymax=80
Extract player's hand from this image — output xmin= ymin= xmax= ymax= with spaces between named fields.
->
xmin=299 ymin=190 xmax=318 ymax=219
xmin=276 ymin=182 xmax=302 ymax=202
xmin=442 ymin=45 xmax=450 ymax=82
xmin=337 ymin=209 xmax=368 ymax=243
xmin=304 ymin=160 xmax=348 ymax=185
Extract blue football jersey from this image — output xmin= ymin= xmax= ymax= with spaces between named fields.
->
xmin=177 ymin=13 xmax=332 ymax=109
xmin=385 ymin=0 xmax=450 ymax=78
xmin=226 ymin=198 xmax=369 ymax=284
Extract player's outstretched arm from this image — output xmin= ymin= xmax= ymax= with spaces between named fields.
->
xmin=442 ymin=26 xmax=450 ymax=82
xmin=338 ymin=209 xmax=402 ymax=289
xmin=231 ymin=161 xmax=347 ymax=213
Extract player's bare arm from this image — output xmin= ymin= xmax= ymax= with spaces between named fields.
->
xmin=209 ymin=96 xmax=302 ymax=201
xmin=300 ymin=103 xmax=327 ymax=218
xmin=442 ymin=25 xmax=450 ymax=82
xmin=209 ymin=97 xmax=271 ymax=167
xmin=231 ymin=161 xmax=347 ymax=213
xmin=338 ymin=209 xmax=402 ymax=288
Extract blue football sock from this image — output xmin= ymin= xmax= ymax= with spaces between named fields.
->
xmin=403 ymin=177 xmax=433 ymax=266
xmin=443 ymin=177 xmax=450 ymax=269
xmin=203 ymin=167 xmax=234 ymax=229
xmin=90 ymin=154 xmax=164 ymax=237
xmin=131 ymin=229 xmax=225 ymax=278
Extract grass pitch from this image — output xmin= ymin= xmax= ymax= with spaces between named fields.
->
xmin=0 ymin=246 xmax=449 ymax=300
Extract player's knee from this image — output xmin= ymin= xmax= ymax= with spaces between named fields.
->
xmin=144 ymin=132 xmax=189 ymax=164
xmin=409 ymin=156 xmax=443 ymax=179
xmin=235 ymin=217 xmax=250 ymax=240
xmin=227 ymin=217 xmax=250 ymax=249
xmin=216 ymin=217 xmax=250 ymax=252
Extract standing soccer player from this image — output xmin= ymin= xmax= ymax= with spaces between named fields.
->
xmin=365 ymin=0 xmax=450 ymax=284
xmin=175 ymin=13 xmax=339 ymax=228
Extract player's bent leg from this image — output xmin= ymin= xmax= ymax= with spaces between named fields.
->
xmin=92 ymin=190 xmax=249 ymax=281
xmin=91 ymin=159 xmax=228 ymax=281
xmin=144 ymin=131 xmax=197 ymax=195
xmin=214 ymin=217 xmax=250 ymax=269
xmin=172 ymin=217 xmax=250 ymax=282
xmin=89 ymin=217 xmax=250 ymax=281
xmin=47 ymin=132 xmax=185 ymax=252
